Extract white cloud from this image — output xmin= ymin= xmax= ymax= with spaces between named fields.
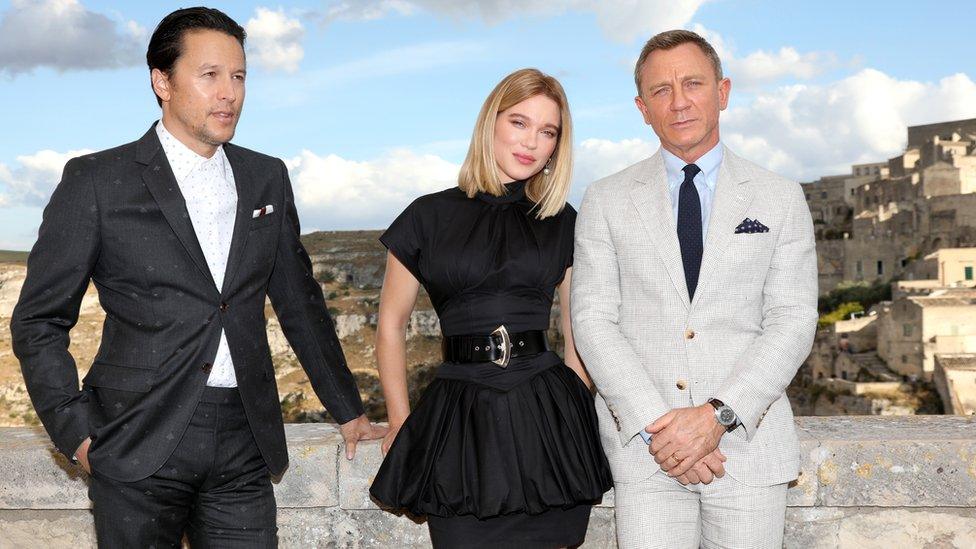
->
xmin=693 ymin=25 xmax=838 ymax=89
xmin=587 ymin=0 xmax=705 ymax=43
xmin=246 ymin=7 xmax=305 ymax=73
xmin=0 ymin=149 xmax=94 ymax=207
xmin=285 ymin=148 xmax=459 ymax=229
xmin=569 ymin=137 xmax=658 ymax=203
xmin=730 ymin=48 xmax=836 ymax=87
xmin=323 ymin=0 xmax=708 ymax=43
xmin=575 ymin=136 xmax=655 ymax=179
xmin=723 ymin=70 xmax=976 ymax=180
xmin=0 ymin=0 xmax=143 ymax=74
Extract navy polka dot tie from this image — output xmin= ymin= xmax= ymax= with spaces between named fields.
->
xmin=677 ymin=163 xmax=703 ymax=301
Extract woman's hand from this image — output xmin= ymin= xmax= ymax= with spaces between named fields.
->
xmin=382 ymin=421 xmax=404 ymax=455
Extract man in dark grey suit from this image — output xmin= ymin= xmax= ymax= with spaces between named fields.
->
xmin=10 ymin=7 xmax=384 ymax=547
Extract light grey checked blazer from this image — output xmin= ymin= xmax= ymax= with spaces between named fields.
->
xmin=571 ymin=146 xmax=817 ymax=486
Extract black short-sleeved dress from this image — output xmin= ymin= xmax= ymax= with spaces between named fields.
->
xmin=369 ymin=180 xmax=612 ymax=548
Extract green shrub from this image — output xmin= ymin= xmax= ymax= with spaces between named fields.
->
xmin=818 ymin=280 xmax=890 ymax=314
xmin=818 ymin=301 xmax=864 ymax=327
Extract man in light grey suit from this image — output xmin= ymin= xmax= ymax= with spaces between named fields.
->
xmin=571 ymin=30 xmax=817 ymax=548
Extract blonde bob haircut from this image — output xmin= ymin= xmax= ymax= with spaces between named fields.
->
xmin=458 ymin=68 xmax=573 ymax=219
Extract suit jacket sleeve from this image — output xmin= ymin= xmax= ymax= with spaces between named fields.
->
xmin=266 ymin=160 xmax=365 ymax=424
xmin=571 ymin=183 xmax=670 ymax=447
xmin=10 ymin=157 xmax=98 ymax=458
xmin=713 ymin=182 xmax=818 ymax=441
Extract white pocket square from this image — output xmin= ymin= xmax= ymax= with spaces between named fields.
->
xmin=252 ymin=204 xmax=274 ymax=218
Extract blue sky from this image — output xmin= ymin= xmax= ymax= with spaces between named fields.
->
xmin=1 ymin=0 xmax=974 ymax=249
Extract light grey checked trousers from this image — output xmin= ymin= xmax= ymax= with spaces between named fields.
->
xmin=614 ymin=472 xmax=788 ymax=549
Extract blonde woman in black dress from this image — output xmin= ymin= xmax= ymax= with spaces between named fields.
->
xmin=370 ymin=68 xmax=612 ymax=548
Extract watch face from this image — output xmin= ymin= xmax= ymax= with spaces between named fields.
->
xmin=720 ymin=408 xmax=735 ymax=425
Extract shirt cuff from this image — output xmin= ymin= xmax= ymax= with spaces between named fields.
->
xmin=638 ymin=429 xmax=652 ymax=445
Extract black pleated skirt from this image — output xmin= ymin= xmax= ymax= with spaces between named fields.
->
xmin=427 ymin=504 xmax=592 ymax=548
xmin=370 ymin=352 xmax=612 ymax=547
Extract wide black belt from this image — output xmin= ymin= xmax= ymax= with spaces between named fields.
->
xmin=442 ymin=325 xmax=549 ymax=368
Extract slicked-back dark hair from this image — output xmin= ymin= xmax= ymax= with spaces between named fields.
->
xmin=146 ymin=7 xmax=246 ymax=106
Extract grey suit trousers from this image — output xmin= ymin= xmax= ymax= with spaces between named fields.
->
xmin=614 ymin=473 xmax=787 ymax=549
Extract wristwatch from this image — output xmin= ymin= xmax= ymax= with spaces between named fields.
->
xmin=708 ymin=399 xmax=737 ymax=432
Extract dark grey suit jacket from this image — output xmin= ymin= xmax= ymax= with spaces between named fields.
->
xmin=11 ymin=124 xmax=364 ymax=482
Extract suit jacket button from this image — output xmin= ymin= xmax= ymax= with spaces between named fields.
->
xmin=220 ymin=302 xmax=229 ymax=312
xmin=676 ymin=379 xmax=688 ymax=390
xmin=202 ymin=363 xmax=213 ymax=373
xmin=685 ymin=329 xmax=695 ymax=340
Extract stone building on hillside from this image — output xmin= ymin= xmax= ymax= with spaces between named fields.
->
xmin=804 ymin=118 xmax=976 ymax=295
xmin=908 ymin=117 xmax=976 ymax=148
xmin=933 ymin=353 xmax=976 ymax=415
xmin=925 ymin=247 xmax=976 ymax=287
xmin=804 ymin=174 xmax=850 ymax=239
xmin=802 ymin=248 xmax=976 ymax=415
xmin=871 ymin=248 xmax=976 ymax=381
xmin=877 ymin=288 xmax=976 ymax=379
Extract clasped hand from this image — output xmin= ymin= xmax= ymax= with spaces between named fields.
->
xmin=646 ymin=404 xmax=728 ymax=485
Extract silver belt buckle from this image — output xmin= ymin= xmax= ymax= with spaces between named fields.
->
xmin=490 ymin=325 xmax=511 ymax=368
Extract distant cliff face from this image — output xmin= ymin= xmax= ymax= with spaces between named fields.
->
xmin=305 ymin=230 xmax=388 ymax=289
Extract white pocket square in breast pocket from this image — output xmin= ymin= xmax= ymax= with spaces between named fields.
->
xmin=252 ymin=204 xmax=275 ymax=219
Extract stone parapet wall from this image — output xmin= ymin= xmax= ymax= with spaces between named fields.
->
xmin=2 ymin=417 xmax=975 ymax=547
xmin=818 ymin=379 xmax=904 ymax=396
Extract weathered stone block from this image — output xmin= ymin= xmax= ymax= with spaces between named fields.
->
xmin=278 ymin=508 xmax=429 ymax=548
xmin=0 ymin=509 xmax=95 ymax=546
xmin=595 ymin=487 xmax=615 ymax=508
xmin=787 ymin=465 xmax=818 ymax=506
xmin=580 ymin=507 xmax=616 ymax=547
xmin=785 ymin=507 xmax=976 ymax=549
xmin=337 ymin=435 xmax=385 ymax=510
xmin=275 ymin=424 xmax=343 ymax=508
xmin=795 ymin=416 xmax=976 ymax=507
xmin=784 ymin=507 xmax=845 ymax=549
xmin=0 ymin=428 xmax=90 ymax=509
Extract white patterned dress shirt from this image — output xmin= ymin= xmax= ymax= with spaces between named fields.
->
xmin=156 ymin=121 xmax=239 ymax=387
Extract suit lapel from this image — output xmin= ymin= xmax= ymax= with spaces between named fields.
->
xmin=629 ymin=153 xmax=691 ymax=309
xmin=220 ymin=144 xmax=257 ymax=297
xmin=136 ymin=126 xmax=217 ymax=293
xmin=693 ymin=147 xmax=755 ymax=308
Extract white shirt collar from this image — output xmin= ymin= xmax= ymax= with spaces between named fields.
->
xmin=155 ymin=120 xmax=227 ymax=183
